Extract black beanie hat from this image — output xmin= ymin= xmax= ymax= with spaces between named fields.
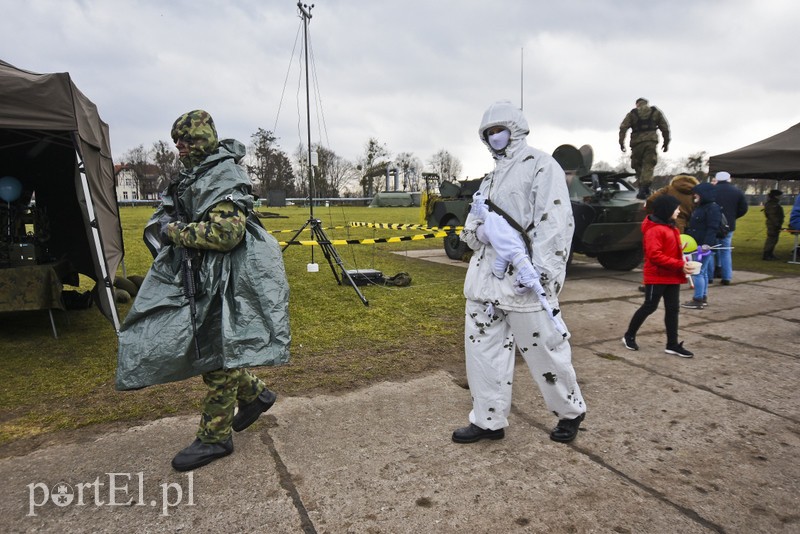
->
xmin=650 ymin=194 xmax=681 ymax=223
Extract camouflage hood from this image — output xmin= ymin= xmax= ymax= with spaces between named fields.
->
xmin=171 ymin=109 xmax=219 ymax=168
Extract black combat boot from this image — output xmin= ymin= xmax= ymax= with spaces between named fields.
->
xmin=172 ymin=437 xmax=233 ymax=471
xmin=232 ymin=387 xmax=277 ymax=432
xmin=550 ymin=413 xmax=585 ymax=443
xmin=452 ymin=423 xmax=505 ymax=444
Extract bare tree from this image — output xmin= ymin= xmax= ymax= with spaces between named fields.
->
xmin=395 ymin=152 xmax=423 ymax=191
xmin=247 ymin=128 xmax=296 ymax=198
xmin=151 ymin=140 xmax=181 ymax=191
xmin=428 ymin=149 xmax=462 ymax=181
xmin=357 ymin=138 xmax=391 ymax=196
xmin=314 ymin=145 xmax=355 ymax=197
xmin=682 ymin=151 xmax=708 ymax=180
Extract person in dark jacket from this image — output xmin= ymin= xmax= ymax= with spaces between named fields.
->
xmin=790 ymin=194 xmax=800 ymax=231
xmin=682 ymin=182 xmax=721 ymax=309
xmin=623 ymin=195 xmax=694 ymax=357
xmin=712 ymin=171 xmax=748 ymax=283
xmin=762 ymin=189 xmax=784 ymax=260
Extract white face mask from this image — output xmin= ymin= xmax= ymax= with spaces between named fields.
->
xmin=487 ymin=129 xmax=511 ymax=151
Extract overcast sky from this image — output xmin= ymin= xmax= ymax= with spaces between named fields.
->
xmin=2 ymin=0 xmax=799 ymax=183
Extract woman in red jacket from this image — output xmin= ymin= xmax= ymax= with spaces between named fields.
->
xmin=623 ymin=195 xmax=695 ymax=357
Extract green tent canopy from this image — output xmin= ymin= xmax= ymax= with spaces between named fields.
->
xmin=709 ymin=122 xmax=800 ymax=180
xmin=0 ymin=59 xmax=123 ymax=329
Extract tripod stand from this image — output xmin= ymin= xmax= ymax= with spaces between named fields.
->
xmin=283 ymin=214 xmax=368 ymax=306
xmin=287 ymin=2 xmax=368 ymax=306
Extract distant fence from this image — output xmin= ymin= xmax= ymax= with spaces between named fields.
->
xmin=283 ymin=198 xmax=374 ymax=207
xmin=117 ymin=197 xmax=424 ymax=209
xmin=116 ymin=199 xmax=160 ymax=208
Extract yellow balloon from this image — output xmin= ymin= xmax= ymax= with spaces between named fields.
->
xmin=680 ymin=234 xmax=697 ymax=253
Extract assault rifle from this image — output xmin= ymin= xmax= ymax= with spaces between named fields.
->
xmin=485 ymin=198 xmax=569 ymax=338
xmin=181 ymin=246 xmax=202 ymax=360
xmin=174 ymin=195 xmax=202 ymax=360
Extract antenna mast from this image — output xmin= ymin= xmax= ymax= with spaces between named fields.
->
xmin=520 ymin=47 xmax=524 ymax=111
xmin=299 ymin=2 xmax=315 ymax=215
xmin=284 ymin=2 xmax=368 ymax=306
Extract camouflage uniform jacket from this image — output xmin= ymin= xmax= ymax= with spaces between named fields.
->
xmin=619 ymin=104 xmax=670 ymax=148
xmin=116 ymin=139 xmax=291 ymax=390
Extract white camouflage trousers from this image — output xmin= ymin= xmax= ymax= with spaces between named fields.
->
xmin=464 ymin=299 xmax=586 ymax=431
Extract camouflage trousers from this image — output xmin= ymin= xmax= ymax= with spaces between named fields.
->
xmin=196 ymin=368 xmax=266 ymax=443
xmin=630 ymin=141 xmax=658 ymax=188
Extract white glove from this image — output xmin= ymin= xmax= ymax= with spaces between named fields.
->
xmin=482 ymin=211 xmax=530 ymax=278
xmin=482 ymin=212 xmax=525 ymax=258
xmin=512 ymin=256 xmax=539 ymax=295
xmin=470 ymin=191 xmax=489 ymax=220
xmin=475 ymin=223 xmax=490 ymax=244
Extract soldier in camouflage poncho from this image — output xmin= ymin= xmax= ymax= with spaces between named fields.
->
xmin=619 ymin=98 xmax=671 ymax=200
xmin=116 ymin=110 xmax=291 ymax=471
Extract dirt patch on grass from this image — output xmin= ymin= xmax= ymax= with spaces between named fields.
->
xmin=0 ymin=335 xmax=465 ymax=459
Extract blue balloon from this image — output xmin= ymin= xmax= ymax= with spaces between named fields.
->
xmin=0 ymin=176 xmax=22 ymax=203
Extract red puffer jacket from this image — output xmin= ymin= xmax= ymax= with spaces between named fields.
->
xmin=641 ymin=216 xmax=687 ymax=285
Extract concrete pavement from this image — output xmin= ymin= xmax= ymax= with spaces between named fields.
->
xmin=1 ymin=254 xmax=798 ymax=533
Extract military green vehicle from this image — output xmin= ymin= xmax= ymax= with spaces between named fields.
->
xmin=423 ymin=144 xmax=645 ymax=271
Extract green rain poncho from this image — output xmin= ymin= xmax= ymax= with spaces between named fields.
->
xmin=116 ymin=132 xmax=290 ymax=390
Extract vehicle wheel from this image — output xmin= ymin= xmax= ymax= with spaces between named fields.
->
xmin=443 ymin=218 xmax=469 ymax=260
xmin=597 ymin=248 xmax=643 ymax=271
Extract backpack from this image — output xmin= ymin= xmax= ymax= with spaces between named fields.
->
xmin=631 ymin=107 xmax=659 ymax=133
xmin=716 ymin=208 xmax=730 ymax=239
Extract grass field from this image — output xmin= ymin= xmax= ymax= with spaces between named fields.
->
xmin=0 ymin=202 xmax=796 ymax=453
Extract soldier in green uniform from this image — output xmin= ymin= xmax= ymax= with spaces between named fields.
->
xmin=762 ymin=189 xmax=784 ymax=260
xmin=116 ymin=110 xmax=291 ymax=471
xmin=619 ymin=98 xmax=671 ymax=200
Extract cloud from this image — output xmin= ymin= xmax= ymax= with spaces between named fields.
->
xmin=2 ymin=0 xmax=799 ymax=179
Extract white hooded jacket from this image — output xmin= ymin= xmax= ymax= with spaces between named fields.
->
xmin=461 ymin=101 xmax=573 ymax=311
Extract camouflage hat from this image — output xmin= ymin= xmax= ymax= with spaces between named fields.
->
xmin=171 ymin=109 xmax=219 ymax=168
xmin=636 ymin=97 xmax=648 ymax=105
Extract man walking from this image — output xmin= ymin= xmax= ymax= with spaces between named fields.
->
xmin=619 ymin=98 xmax=671 ymax=200
xmin=117 ymin=110 xmax=291 ymax=471
xmin=712 ymin=171 xmax=748 ymax=282
xmin=452 ymin=101 xmax=586 ymax=445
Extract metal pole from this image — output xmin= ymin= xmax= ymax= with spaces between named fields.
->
xmin=299 ymin=2 xmax=314 ymax=218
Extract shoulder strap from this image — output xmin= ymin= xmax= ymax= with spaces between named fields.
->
xmin=485 ymin=198 xmax=534 ymax=258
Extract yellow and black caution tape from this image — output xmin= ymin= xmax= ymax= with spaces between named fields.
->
xmin=275 ymin=221 xmax=463 ymax=247
xmin=278 ymin=231 xmax=451 ymax=247
xmin=349 ymin=222 xmax=462 ymax=231
xmin=266 ymin=225 xmax=348 ymax=234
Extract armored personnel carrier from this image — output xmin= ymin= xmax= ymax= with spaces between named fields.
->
xmin=424 ymin=144 xmax=645 ymax=270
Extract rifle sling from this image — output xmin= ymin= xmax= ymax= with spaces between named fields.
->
xmin=485 ymin=199 xmax=534 ymax=259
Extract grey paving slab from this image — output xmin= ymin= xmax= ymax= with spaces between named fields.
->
xmin=0 ymin=417 xmax=302 ymax=533
xmin=1 ymin=247 xmax=797 ymax=533
xmin=269 ymin=372 xmax=714 ymax=534
xmin=509 ymin=348 xmax=800 ymax=533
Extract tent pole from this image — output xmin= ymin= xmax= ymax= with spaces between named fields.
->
xmin=71 ymin=133 xmax=121 ymax=331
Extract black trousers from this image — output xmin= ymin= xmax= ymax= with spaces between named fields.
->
xmin=626 ymin=284 xmax=680 ymax=346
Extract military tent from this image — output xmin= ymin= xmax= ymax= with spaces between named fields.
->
xmin=0 ymin=59 xmax=122 ymax=329
xmin=708 ymin=122 xmax=800 ymax=180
